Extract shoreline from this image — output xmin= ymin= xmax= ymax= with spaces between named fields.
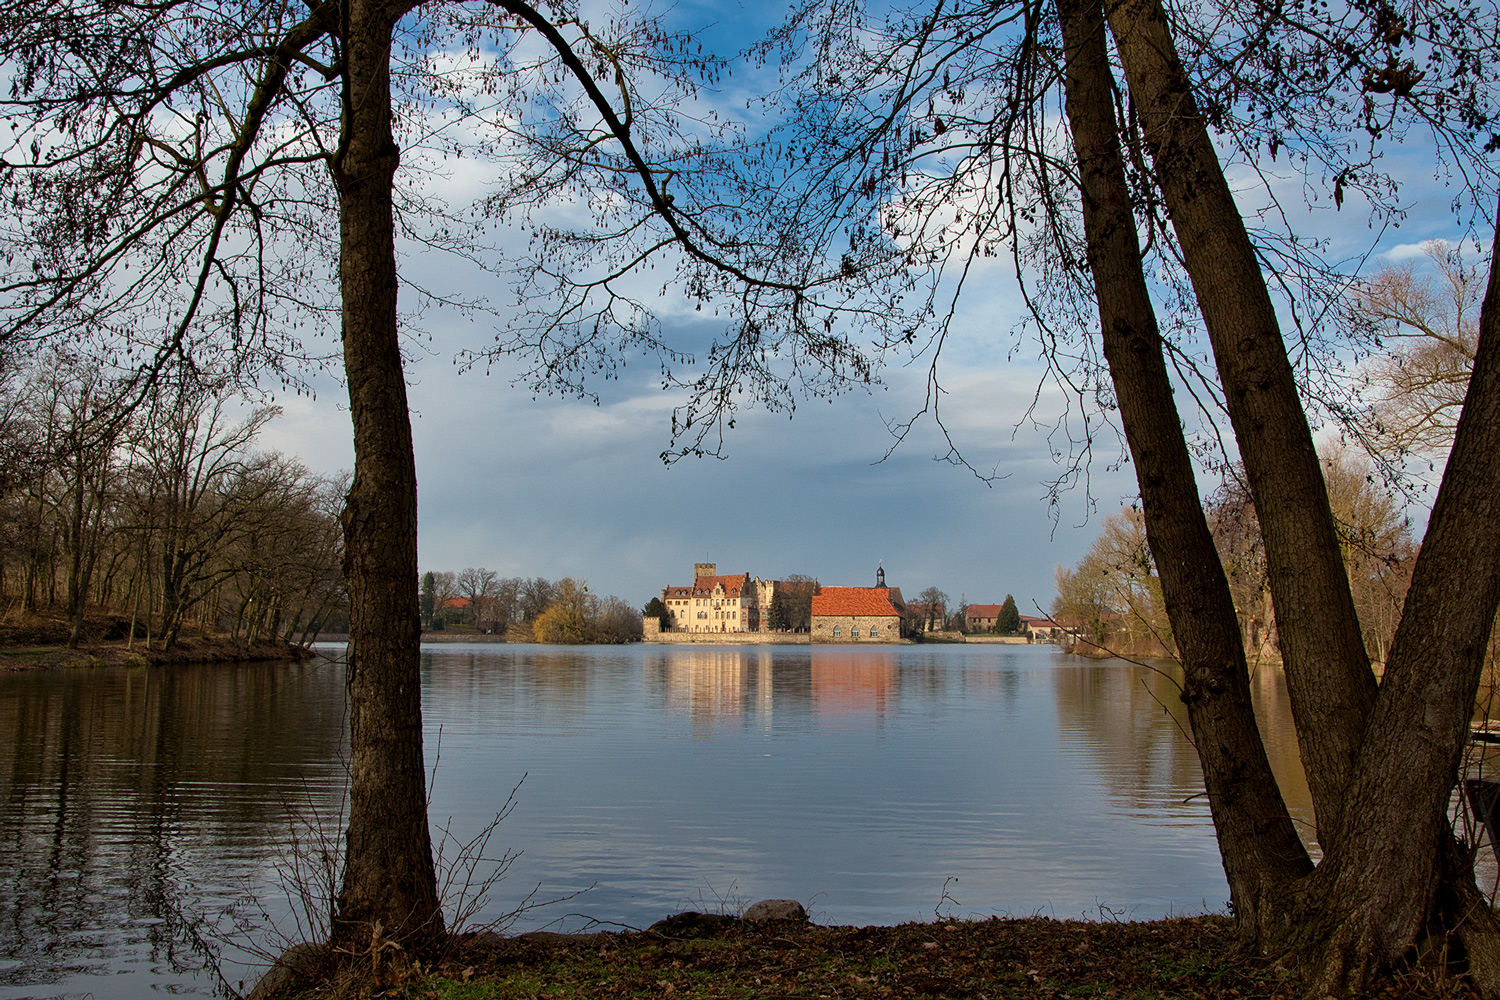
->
xmin=256 ymin=907 xmax=1463 ymax=1000
xmin=0 ymin=611 xmax=316 ymax=671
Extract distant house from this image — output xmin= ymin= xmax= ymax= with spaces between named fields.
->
xmin=966 ymin=604 xmax=1005 ymax=632
xmin=810 ymin=586 xmax=903 ymax=642
xmin=1020 ymin=615 xmax=1064 ymax=642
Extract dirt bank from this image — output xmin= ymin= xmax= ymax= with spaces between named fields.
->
xmin=0 ymin=610 xmax=314 ymax=671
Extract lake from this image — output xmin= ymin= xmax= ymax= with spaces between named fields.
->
xmin=0 ymin=642 xmax=1312 ymax=998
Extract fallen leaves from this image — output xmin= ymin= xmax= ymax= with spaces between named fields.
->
xmin=310 ymin=915 xmax=1481 ymax=1000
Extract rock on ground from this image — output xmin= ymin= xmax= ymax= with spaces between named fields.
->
xmin=744 ymin=899 xmax=808 ymax=923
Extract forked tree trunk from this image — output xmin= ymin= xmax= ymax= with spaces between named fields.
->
xmin=1104 ymin=0 xmax=1377 ymax=836
xmin=1101 ymin=0 xmax=1500 ymax=990
xmin=1056 ymin=0 xmax=1311 ymax=946
xmin=330 ymin=0 xmax=444 ymax=959
xmin=1281 ymin=198 xmax=1500 ymax=995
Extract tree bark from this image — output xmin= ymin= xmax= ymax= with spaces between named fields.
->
xmin=1103 ymin=0 xmax=1500 ymax=989
xmin=331 ymin=0 xmax=443 ymax=958
xmin=1105 ymin=0 xmax=1376 ymax=839
xmin=1284 ymin=196 xmax=1500 ymax=994
xmin=1057 ymin=0 xmax=1312 ymax=948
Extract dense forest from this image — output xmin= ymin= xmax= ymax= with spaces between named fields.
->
xmin=0 ymin=356 xmax=346 ymax=651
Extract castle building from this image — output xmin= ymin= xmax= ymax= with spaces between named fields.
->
xmin=660 ymin=563 xmax=771 ymax=633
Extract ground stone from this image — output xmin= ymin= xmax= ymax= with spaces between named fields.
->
xmin=744 ymin=899 xmax=808 ymax=923
xmin=246 ymin=942 xmax=323 ymax=1000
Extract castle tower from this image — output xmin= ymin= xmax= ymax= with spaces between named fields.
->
xmin=694 ymin=562 xmax=717 ymax=581
xmin=876 ymin=564 xmax=886 ymax=588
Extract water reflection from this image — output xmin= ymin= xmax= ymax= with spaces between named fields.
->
xmin=810 ymin=650 xmax=899 ymax=719
xmin=0 ymin=644 xmax=1314 ymax=998
xmin=1051 ymin=661 xmax=1204 ymax=820
xmin=1051 ymin=658 xmax=1315 ymax=840
xmin=0 ymin=661 xmax=347 ymax=999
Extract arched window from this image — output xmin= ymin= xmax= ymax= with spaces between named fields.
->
xmin=869 ymin=625 xmax=879 ymax=638
xmin=851 ymin=627 xmax=860 ymax=638
xmin=832 ymin=626 xmax=841 ymax=638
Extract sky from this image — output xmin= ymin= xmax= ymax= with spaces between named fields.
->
xmin=260 ymin=281 xmax=1137 ymax=616
xmin=252 ymin=1 xmax=1492 ymax=617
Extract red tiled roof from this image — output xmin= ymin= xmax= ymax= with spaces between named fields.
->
xmin=812 ymin=587 xmax=900 ymax=617
xmin=966 ymin=604 xmax=1004 ymax=618
xmin=691 ymin=573 xmax=749 ymax=598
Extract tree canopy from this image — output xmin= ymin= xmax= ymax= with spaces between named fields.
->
xmin=995 ymin=595 xmax=1021 ymax=635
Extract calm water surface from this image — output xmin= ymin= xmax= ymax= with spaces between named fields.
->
xmin=0 ymin=643 xmax=1312 ymax=998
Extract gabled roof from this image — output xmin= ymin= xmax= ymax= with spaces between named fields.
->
xmin=812 ymin=587 xmax=901 ymax=618
xmin=966 ymin=604 xmax=1004 ymax=618
xmin=692 ymin=573 xmax=750 ymax=598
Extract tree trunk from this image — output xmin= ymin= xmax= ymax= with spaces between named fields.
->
xmin=1106 ymin=0 xmax=1376 ymax=838
xmin=1057 ymin=0 xmax=1311 ymax=947
xmin=1281 ymin=196 xmax=1500 ymax=994
xmin=330 ymin=0 xmax=443 ymax=960
xmin=66 ymin=452 xmax=88 ymax=648
xmin=1104 ymin=0 xmax=1500 ymax=989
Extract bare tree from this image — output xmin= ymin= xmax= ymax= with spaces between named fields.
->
xmin=426 ymin=570 xmax=459 ymax=624
xmin=1054 ymin=507 xmax=1171 ymax=654
xmin=763 ymin=0 xmax=1500 ymax=989
xmin=1352 ymin=241 xmax=1485 ymax=456
xmin=915 ymin=586 xmax=948 ymax=634
xmin=126 ymin=382 xmax=276 ymax=650
xmin=455 ymin=567 xmax=499 ymax=632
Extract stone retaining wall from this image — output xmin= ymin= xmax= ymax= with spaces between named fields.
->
xmin=644 ymin=630 xmax=811 ymax=645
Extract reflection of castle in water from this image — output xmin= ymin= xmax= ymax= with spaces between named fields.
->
xmin=645 ymin=649 xmax=925 ymax=729
xmin=646 ymin=648 xmax=956 ymax=733
xmin=652 ymin=649 xmax=777 ymax=727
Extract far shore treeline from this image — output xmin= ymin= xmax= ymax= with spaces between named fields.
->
xmin=0 ymin=360 xmax=346 ymax=652
xmin=418 ymin=570 xmax=642 ymax=644
xmin=0 ymin=353 xmax=656 ymax=651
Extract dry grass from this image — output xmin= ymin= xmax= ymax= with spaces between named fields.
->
xmin=267 ymin=914 xmax=1481 ymax=1000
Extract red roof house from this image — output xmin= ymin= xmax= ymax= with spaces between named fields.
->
xmin=811 ymin=587 xmax=902 ymax=642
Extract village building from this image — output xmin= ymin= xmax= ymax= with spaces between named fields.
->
xmin=660 ymin=563 xmax=773 ymax=634
xmin=809 ymin=567 xmax=906 ymax=642
xmin=965 ymin=603 xmax=1005 ymax=632
xmin=1020 ymin=615 xmax=1066 ymax=643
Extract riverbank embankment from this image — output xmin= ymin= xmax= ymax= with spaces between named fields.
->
xmin=642 ymin=631 xmax=1039 ymax=645
xmin=0 ymin=611 xmax=313 ymax=671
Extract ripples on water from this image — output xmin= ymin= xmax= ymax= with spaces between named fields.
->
xmin=0 ymin=644 xmax=1311 ymax=998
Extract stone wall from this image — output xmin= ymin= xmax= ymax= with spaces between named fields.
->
xmin=810 ymin=615 xmax=902 ymax=643
xmin=644 ymin=630 xmax=811 ymax=645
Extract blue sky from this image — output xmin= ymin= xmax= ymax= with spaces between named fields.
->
xmin=255 ymin=1 xmax=1490 ymax=616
